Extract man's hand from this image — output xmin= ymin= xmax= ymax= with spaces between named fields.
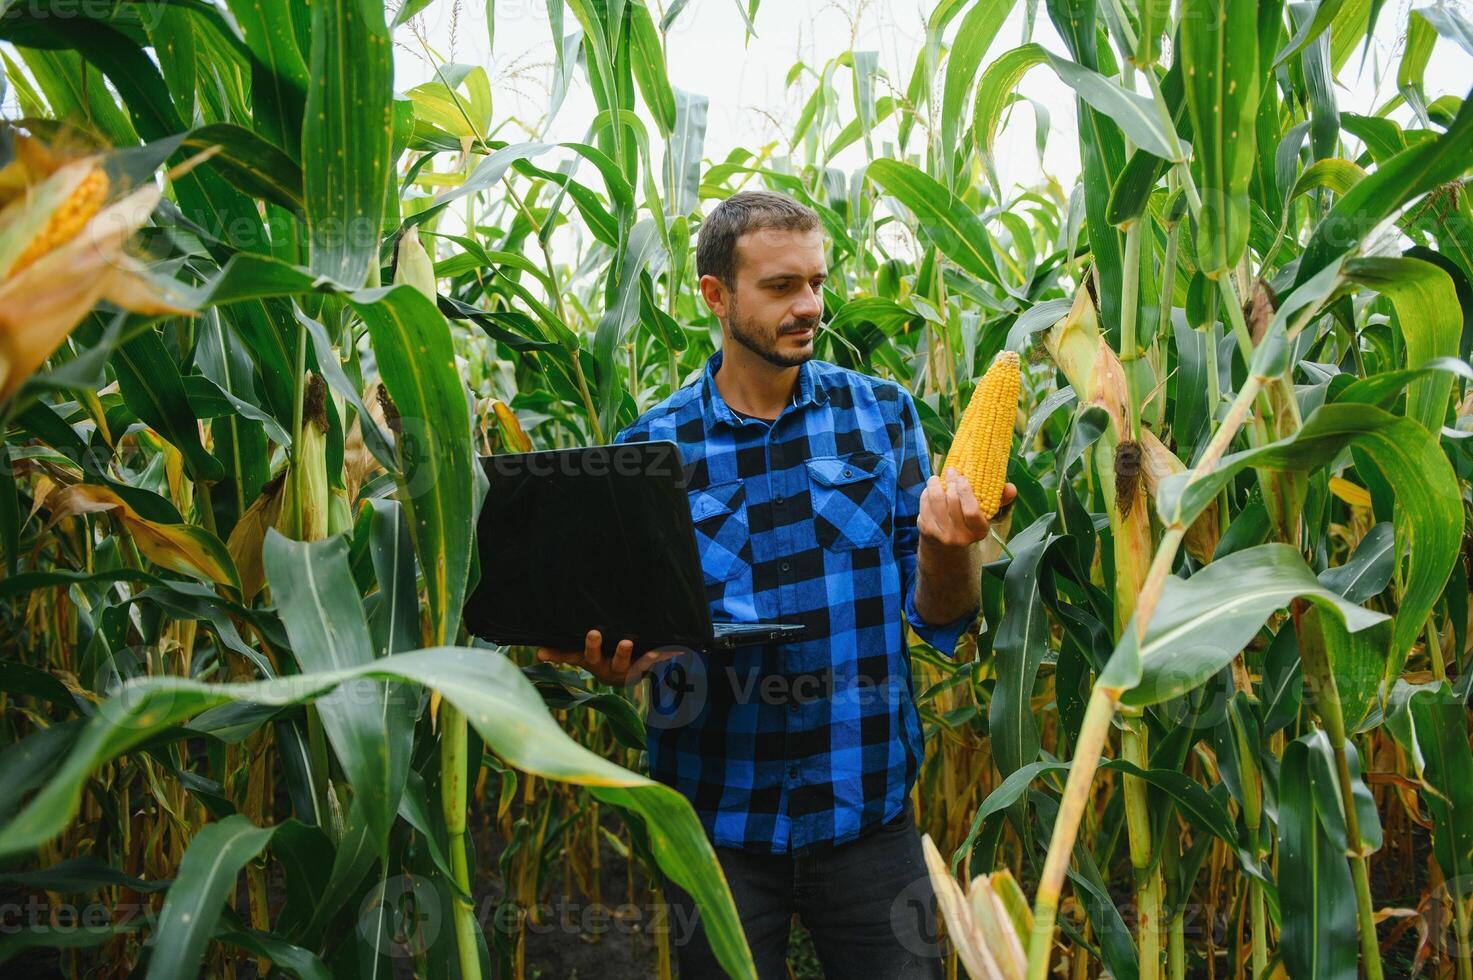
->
xmin=918 ymin=468 xmax=1017 ymax=549
xmin=912 ymin=469 xmax=1017 ymax=626
xmin=535 ymin=629 xmax=683 ymax=687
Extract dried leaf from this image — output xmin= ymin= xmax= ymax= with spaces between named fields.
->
xmin=43 ymin=483 xmax=238 ymax=588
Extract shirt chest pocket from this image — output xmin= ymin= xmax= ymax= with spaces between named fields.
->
xmin=687 ymin=479 xmax=752 ymax=584
xmin=805 ymin=451 xmax=894 ymax=552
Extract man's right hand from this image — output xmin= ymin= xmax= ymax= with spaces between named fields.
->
xmin=535 ymin=629 xmax=683 ymax=687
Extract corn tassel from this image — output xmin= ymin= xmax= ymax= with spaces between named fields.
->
xmin=943 ymin=350 xmax=1021 ymax=518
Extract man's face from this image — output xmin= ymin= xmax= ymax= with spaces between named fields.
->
xmin=708 ymin=226 xmax=827 ymax=368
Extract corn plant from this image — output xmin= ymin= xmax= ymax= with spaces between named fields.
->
xmin=0 ymin=0 xmax=1471 ymax=978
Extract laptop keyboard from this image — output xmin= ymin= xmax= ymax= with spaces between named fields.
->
xmin=712 ymin=621 xmax=793 ymax=635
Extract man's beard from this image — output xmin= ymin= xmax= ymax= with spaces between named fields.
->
xmin=727 ymin=298 xmax=819 ymax=369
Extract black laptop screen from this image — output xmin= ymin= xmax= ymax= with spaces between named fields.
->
xmin=462 ymin=441 xmax=711 ymax=650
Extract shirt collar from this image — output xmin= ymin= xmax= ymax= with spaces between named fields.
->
xmin=700 ymin=349 xmax=827 ymax=430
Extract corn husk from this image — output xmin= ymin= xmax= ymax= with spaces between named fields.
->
xmin=395 ymin=225 xmax=437 ymax=300
xmin=276 ymin=374 xmax=331 ymax=541
xmin=0 ymin=178 xmax=191 ymax=400
xmin=1043 ymin=285 xmax=1130 ymax=438
xmin=228 ymin=474 xmax=287 ymax=602
xmin=921 ymin=833 xmax=1029 ymax=980
xmin=1138 ymin=428 xmax=1222 ymax=563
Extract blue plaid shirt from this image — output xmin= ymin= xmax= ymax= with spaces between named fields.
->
xmin=613 ymin=351 xmax=979 ymax=853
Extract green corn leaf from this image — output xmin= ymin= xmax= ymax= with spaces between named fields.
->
xmin=867 ymin=159 xmax=1003 ymax=288
xmin=1099 ymin=542 xmax=1388 ymax=704
xmin=1045 ymin=52 xmax=1180 ymax=162
xmin=352 ymin=287 xmax=479 ymax=646
xmin=146 ymin=5 xmax=196 ymax=125
xmin=1297 ymin=92 xmax=1473 ymax=286
xmin=263 ymin=531 xmax=413 ymax=848
xmin=222 ymin=0 xmax=309 ymax=149
xmin=1278 ymin=734 xmax=1359 ymax=979
xmin=111 ymin=329 xmax=224 ymax=485
xmin=990 ymin=532 xmax=1066 ymax=780
xmin=940 ymin=0 xmax=1016 ymax=185
xmin=1343 ymin=256 xmax=1462 ymax=434
xmin=1180 ymin=0 xmax=1261 ymax=273
xmin=1046 ymin=0 xmax=1128 ymax=340
xmin=364 ymin=499 xmax=420 ymax=658
xmin=19 ymin=48 xmax=137 ymax=147
xmin=0 ymin=647 xmax=757 ymax=979
xmin=303 ymin=0 xmax=393 ymax=286
xmin=952 ymin=760 xmax=1068 ymax=874
xmin=667 ymin=88 xmax=709 ymax=217
xmin=145 ymin=815 xmax=276 ymax=980
xmin=0 ymin=856 xmax=171 ymax=895
xmin=973 ymin=44 xmax=1050 ymax=185
xmin=1274 ymin=0 xmax=1346 ymax=66
xmin=1386 ymin=682 xmax=1473 ymax=891
xmin=594 ymin=219 xmax=665 ymax=437
xmin=629 ymin=1 xmax=676 ymax=134
xmin=1154 ymin=403 xmax=1462 ymax=675
xmin=1319 ymin=521 xmax=1395 ymax=603
xmin=179 ymin=123 xmax=304 ymax=212
xmin=1287 ymin=158 xmax=1366 ymax=203
xmin=215 ymin=922 xmax=328 ymax=980
xmin=1421 ymin=2 xmax=1473 ymax=58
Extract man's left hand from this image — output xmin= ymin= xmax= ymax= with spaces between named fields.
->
xmin=917 ymin=468 xmax=1017 ymax=549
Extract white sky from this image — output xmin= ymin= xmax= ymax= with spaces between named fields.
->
xmin=395 ymin=0 xmax=1473 ymax=197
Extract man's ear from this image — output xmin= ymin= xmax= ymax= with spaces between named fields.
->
xmin=698 ymin=274 xmax=729 ymax=319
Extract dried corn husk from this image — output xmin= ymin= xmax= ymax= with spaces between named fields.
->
xmin=0 ymin=178 xmax=191 ymax=399
xmin=921 ymin=833 xmax=1029 ymax=980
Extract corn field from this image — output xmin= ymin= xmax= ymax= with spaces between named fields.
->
xmin=0 ymin=0 xmax=1471 ymax=977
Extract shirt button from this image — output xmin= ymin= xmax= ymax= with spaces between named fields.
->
xmin=843 ymin=469 xmax=852 ymax=478
xmin=774 ymin=495 xmax=785 ymax=506
xmin=788 ymin=764 xmax=799 ymax=779
xmin=780 ymin=560 xmax=791 ymax=572
xmin=788 ymin=699 xmax=799 ymax=713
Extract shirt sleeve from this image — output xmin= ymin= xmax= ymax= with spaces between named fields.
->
xmin=893 ymin=386 xmax=980 ymax=657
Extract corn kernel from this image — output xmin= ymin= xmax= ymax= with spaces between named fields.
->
xmin=10 ymin=167 xmax=109 ymax=275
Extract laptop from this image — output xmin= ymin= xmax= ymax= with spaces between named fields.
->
xmin=463 ymin=440 xmax=806 ymax=653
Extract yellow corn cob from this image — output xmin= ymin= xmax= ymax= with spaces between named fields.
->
xmin=942 ymin=350 xmax=1020 ymax=518
xmin=10 ymin=166 xmax=109 ymax=275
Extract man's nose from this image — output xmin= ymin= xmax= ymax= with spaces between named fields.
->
xmin=792 ymin=283 xmax=822 ymax=319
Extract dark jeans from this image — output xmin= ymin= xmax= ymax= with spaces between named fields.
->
xmin=660 ymin=803 xmax=945 ymax=979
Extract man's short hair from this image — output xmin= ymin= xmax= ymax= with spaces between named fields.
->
xmin=696 ymin=191 xmax=821 ymax=288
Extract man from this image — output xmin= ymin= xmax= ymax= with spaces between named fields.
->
xmin=536 ymin=191 xmax=1015 ymax=978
